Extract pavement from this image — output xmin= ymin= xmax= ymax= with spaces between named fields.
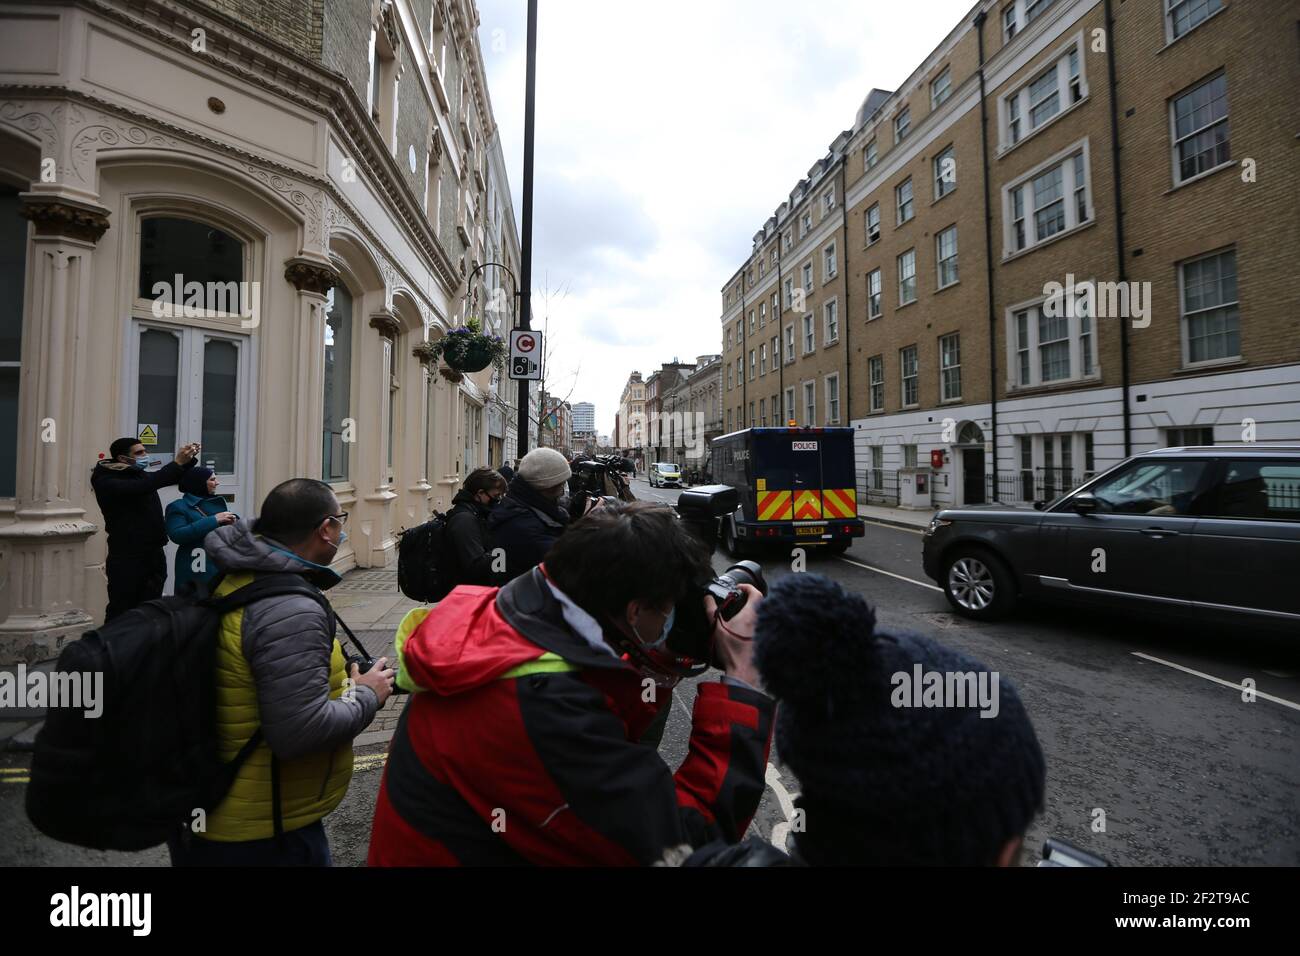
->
xmin=0 ymin=565 xmax=416 ymax=754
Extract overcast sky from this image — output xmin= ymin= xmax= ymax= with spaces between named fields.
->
xmin=475 ymin=0 xmax=977 ymax=438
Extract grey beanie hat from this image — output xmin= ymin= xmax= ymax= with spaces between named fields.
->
xmin=517 ymin=447 xmax=571 ymax=489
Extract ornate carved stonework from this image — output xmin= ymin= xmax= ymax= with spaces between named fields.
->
xmin=379 ymin=1 xmax=402 ymax=56
xmin=244 ymin=163 xmax=324 ymax=246
xmin=369 ymin=309 xmax=401 ymax=339
xmin=284 ymin=257 xmax=338 ymax=295
xmin=19 ymin=196 xmax=111 ymax=243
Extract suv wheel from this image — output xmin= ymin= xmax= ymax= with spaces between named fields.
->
xmin=942 ymin=547 xmax=1016 ymax=621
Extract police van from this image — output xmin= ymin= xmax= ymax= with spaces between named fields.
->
xmin=711 ymin=427 xmax=865 ymax=555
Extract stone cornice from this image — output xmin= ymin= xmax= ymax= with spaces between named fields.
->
xmin=284 ymin=257 xmax=339 ymax=295
xmin=18 ymin=194 xmax=111 ymax=243
xmin=61 ymin=0 xmax=463 ymax=289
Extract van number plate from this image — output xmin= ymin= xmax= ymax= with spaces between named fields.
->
xmin=796 ymin=526 xmax=825 ymax=536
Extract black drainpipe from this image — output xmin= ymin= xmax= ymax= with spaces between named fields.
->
xmin=838 ymin=155 xmax=851 ymax=425
xmin=776 ymin=226 xmax=785 ymax=420
xmin=1104 ymin=0 xmax=1132 ymax=456
xmin=974 ymin=10 xmax=999 ymax=501
xmin=740 ymin=267 xmax=748 ymax=426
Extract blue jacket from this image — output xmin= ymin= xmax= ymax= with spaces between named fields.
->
xmin=165 ymin=493 xmax=231 ymax=590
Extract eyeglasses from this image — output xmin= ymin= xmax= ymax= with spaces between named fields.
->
xmin=325 ymin=512 xmax=348 ymax=526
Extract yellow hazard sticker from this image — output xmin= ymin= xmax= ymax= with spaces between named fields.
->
xmin=137 ymin=423 xmax=159 ymax=446
xmin=756 ymin=478 xmax=767 ymax=491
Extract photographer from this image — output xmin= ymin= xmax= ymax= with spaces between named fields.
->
xmin=368 ymin=500 xmax=775 ymax=866
xmin=682 ymin=573 xmax=1045 ymax=867
xmin=443 ymin=467 xmax=509 ymax=590
xmin=488 ymin=447 xmax=573 ymax=580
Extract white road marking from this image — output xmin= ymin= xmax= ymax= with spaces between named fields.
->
xmin=765 ymin=764 xmax=799 ymax=850
xmin=1132 ymin=652 xmax=1300 ymax=712
xmin=858 ymin=517 xmax=926 ymax=536
xmin=835 ymin=556 xmax=944 ymax=593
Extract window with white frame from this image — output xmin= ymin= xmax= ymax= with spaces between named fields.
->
xmin=1008 ymin=289 xmax=1099 ymax=388
xmin=760 ymin=342 xmax=768 ymax=375
xmin=931 ymin=67 xmax=952 ymax=110
xmin=750 ymin=349 xmax=756 ymax=380
xmin=868 ymin=355 xmax=884 ymax=411
xmin=771 ymin=335 xmax=780 ymax=369
xmin=750 ymin=310 xmax=756 ymax=334
xmin=824 ymin=299 xmax=839 ymax=343
xmin=770 ymin=248 xmax=778 ymax=267
xmin=1167 ymin=0 xmax=1223 ymax=41
xmin=785 ymin=324 xmax=795 ymax=363
xmin=1003 ymin=37 xmax=1085 ymax=146
xmin=760 ymin=302 xmax=766 ymax=327
xmin=896 ymin=178 xmax=915 ymax=225
xmin=865 ymin=139 xmax=878 ymax=170
xmin=803 ymin=313 xmax=815 ymax=354
xmin=901 ymin=346 xmax=919 ymax=406
xmin=784 ymin=387 xmax=795 ymax=424
xmin=823 ymin=242 xmax=837 ymax=280
xmin=866 ymin=203 xmax=881 ymax=244
xmin=758 ymin=260 xmax=766 ymax=279
xmin=1005 ymin=0 xmax=1060 ymax=39
xmin=771 ymin=292 xmax=779 ymax=317
xmin=750 ymin=401 xmax=755 ymax=426
xmin=727 ymin=365 xmax=733 ymax=390
xmin=934 ymin=145 xmax=957 ymax=199
xmin=936 ymin=226 xmax=959 ymax=288
xmin=895 ymin=105 xmax=911 ymax=143
xmin=1180 ymin=248 xmax=1239 ymax=365
xmin=867 ymin=269 xmax=883 ymax=319
xmin=727 ymin=409 xmax=732 ymax=431
xmin=1171 ymin=72 xmax=1230 ymax=185
xmin=940 ymin=332 xmax=961 ymax=400
xmin=823 ymin=189 xmax=835 ymax=214
xmin=802 ymin=262 xmax=813 ymax=292
xmin=1005 ymin=143 xmax=1091 ymax=254
xmin=784 ymin=277 xmax=794 ymax=308
xmin=826 ymin=374 xmax=841 ymax=424
xmin=870 ymin=445 xmax=884 ymax=491
xmin=903 ymin=445 xmax=918 ymax=468
xmin=804 ymin=381 xmax=816 ymax=426
xmin=898 ymin=249 xmax=917 ymax=305
xmin=759 ymin=397 xmax=767 ymax=426
xmin=736 ymin=357 xmax=742 ymax=384
xmin=801 ymin=211 xmax=812 ymax=236
xmin=726 ymin=327 xmax=733 ymax=350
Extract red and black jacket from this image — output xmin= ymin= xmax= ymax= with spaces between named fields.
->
xmin=367 ymin=566 xmax=775 ymax=866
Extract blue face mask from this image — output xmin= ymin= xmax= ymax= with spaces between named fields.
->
xmin=132 ymin=457 xmax=149 ymax=470
xmin=634 ymin=605 xmax=676 ymax=649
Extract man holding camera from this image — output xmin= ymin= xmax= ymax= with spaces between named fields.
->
xmin=368 ymin=500 xmax=773 ymax=866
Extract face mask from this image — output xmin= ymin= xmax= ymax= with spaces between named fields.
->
xmin=132 ymin=457 xmax=149 ymax=470
xmin=633 ymin=605 xmax=676 ymax=649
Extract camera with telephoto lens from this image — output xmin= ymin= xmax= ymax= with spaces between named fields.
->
xmin=568 ymin=454 xmax=636 ymax=517
xmin=666 ymin=485 xmax=769 ymax=663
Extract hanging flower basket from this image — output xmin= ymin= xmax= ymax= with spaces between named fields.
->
xmin=417 ymin=318 xmax=507 ymax=375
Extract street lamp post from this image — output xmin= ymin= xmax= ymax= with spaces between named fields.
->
xmin=516 ymin=0 xmax=538 ymax=459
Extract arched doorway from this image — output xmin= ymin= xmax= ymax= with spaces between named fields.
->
xmin=955 ymin=421 xmax=986 ymax=506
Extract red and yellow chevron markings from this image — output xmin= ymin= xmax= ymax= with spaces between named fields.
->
xmin=757 ymin=490 xmax=793 ymax=521
xmin=821 ymin=488 xmax=857 ymax=519
xmin=793 ymin=490 xmax=823 ymax=520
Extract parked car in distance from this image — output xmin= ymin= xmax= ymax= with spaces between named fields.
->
xmin=649 ymin=462 xmax=682 ymax=488
xmin=921 ymin=445 xmax=1300 ymax=633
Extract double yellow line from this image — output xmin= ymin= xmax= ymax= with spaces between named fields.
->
xmin=1 ymin=767 xmax=29 ymax=785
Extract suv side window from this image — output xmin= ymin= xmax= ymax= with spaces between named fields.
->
xmin=1087 ymin=460 xmax=1214 ymax=516
xmin=1202 ymin=460 xmax=1300 ymax=522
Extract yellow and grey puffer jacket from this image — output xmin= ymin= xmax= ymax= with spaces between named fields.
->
xmin=200 ymin=519 xmax=381 ymax=842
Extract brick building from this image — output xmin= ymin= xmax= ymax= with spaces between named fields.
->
xmin=0 ymin=0 xmax=518 ymax=661
xmin=720 ymin=0 xmax=1300 ymax=510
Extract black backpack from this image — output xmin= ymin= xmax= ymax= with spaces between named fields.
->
xmin=396 ymin=512 xmax=451 ymax=602
xmin=25 ymin=574 xmax=332 ymax=852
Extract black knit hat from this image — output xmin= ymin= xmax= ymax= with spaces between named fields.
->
xmin=754 ymin=573 xmax=1046 ymax=866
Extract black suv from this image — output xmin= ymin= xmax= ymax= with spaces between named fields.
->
xmin=921 ymin=445 xmax=1300 ymax=632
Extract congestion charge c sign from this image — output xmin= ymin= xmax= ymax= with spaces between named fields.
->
xmin=516 ymin=334 xmax=535 ymax=352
